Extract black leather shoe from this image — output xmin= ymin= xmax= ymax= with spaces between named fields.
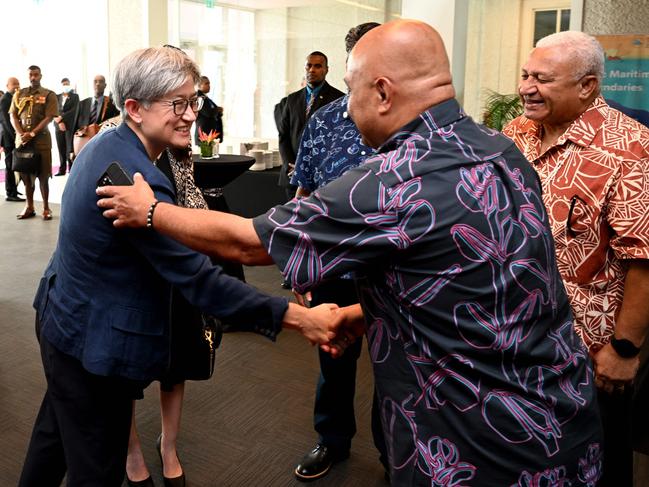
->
xmin=55 ymin=172 xmax=66 ymax=176
xmin=294 ymin=444 xmax=349 ymax=482
xmin=281 ymin=279 xmax=292 ymax=289
xmin=5 ymin=195 xmax=25 ymax=202
xmin=126 ymin=475 xmax=154 ymax=487
xmin=156 ymin=434 xmax=186 ymax=487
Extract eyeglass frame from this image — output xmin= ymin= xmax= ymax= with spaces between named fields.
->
xmin=155 ymin=95 xmax=205 ymax=116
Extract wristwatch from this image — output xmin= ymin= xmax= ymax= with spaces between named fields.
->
xmin=29 ymin=131 xmax=36 ymax=138
xmin=610 ymin=336 xmax=641 ymax=358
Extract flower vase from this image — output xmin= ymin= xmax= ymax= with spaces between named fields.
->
xmin=200 ymin=142 xmax=214 ymax=158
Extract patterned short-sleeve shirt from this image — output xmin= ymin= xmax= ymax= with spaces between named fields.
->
xmin=504 ymin=96 xmax=649 ymax=351
xmin=255 ymin=99 xmax=602 ymax=486
xmin=290 ymin=95 xmax=373 ymax=191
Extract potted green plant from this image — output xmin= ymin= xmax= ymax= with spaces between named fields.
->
xmin=481 ymin=90 xmax=523 ymax=131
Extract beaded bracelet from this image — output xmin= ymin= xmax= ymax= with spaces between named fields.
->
xmin=146 ymin=200 xmax=160 ymax=229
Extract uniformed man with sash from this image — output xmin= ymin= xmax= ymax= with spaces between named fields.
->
xmin=10 ymin=65 xmax=58 ymax=220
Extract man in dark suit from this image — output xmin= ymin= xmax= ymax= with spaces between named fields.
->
xmin=74 ymin=74 xmax=119 ymax=130
xmin=0 ymin=77 xmax=23 ymax=201
xmin=277 ymin=51 xmax=344 ymax=200
xmin=194 ymin=75 xmax=223 ymax=143
xmin=53 ymin=78 xmax=79 ymax=175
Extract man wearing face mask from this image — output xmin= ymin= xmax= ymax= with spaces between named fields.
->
xmin=53 ymin=78 xmax=79 ymax=176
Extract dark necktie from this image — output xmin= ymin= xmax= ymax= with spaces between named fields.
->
xmin=89 ymin=99 xmax=98 ymax=124
xmin=305 ymin=92 xmax=315 ymax=117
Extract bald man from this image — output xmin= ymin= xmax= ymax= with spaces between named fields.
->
xmin=1 ymin=77 xmax=22 ymax=200
xmin=98 ymin=20 xmax=603 ymax=485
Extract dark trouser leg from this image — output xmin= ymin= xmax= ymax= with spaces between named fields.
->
xmin=19 ymin=390 xmax=67 ymax=487
xmin=20 ymin=333 xmax=137 ymax=487
xmin=370 ymin=388 xmax=388 ymax=470
xmin=4 ymin=142 xmax=18 ymax=196
xmin=65 ymin=130 xmax=74 ymax=171
xmin=285 ymin=184 xmax=297 ymax=202
xmin=55 ymin=130 xmax=67 ymax=172
xmin=598 ymin=388 xmax=633 ymax=487
xmin=311 ymin=279 xmax=362 ymax=453
xmin=315 ymin=337 xmax=362 ymax=453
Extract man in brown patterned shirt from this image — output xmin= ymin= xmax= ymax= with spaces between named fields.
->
xmin=503 ymin=31 xmax=649 ymax=487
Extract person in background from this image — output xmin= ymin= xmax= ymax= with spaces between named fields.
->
xmin=289 ymin=22 xmax=387 ymax=483
xmin=10 ymin=65 xmax=58 ymax=220
xmin=0 ymin=77 xmax=23 ymax=201
xmin=53 ymin=77 xmax=79 ymax=176
xmin=18 ymin=46 xmax=342 ymax=487
xmin=97 ymin=20 xmax=604 ymax=486
xmin=74 ymin=74 xmax=119 ymax=130
xmin=126 ymin=144 xmax=214 ymax=487
xmin=194 ymin=76 xmax=223 ymax=144
xmin=277 ymin=51 xmax=344 ymax=201
xmin=503 ymin=30 xmax=649 ymax=487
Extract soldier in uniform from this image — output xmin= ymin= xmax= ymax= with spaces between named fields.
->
xmin=10 ymin=65 xmax=58 ymax=220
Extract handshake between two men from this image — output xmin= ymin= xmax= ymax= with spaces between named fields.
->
xmin=96 ymin=172 xmax=366 ymax=356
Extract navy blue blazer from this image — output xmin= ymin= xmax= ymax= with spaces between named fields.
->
xmin=34 ymin=123 xmax=288 ymax=381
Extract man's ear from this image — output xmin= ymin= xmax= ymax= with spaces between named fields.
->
xmin=124 ymin=99 xmax=143 ymax=124
xmin=579 ymin=75 xmax=599 ymax=100
xmin=375 ymin=77 xmax=392 ymax=115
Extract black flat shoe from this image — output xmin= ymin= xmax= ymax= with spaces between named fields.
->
xmin=126 ymin=475 xmax=154 ymax=487
xmin=294 ymin=444 xmax=349 ymax=482
xmin=156 ymin=434 xmax=186 ymax=487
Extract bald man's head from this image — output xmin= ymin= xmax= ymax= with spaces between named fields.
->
xmin=6 ymin=77 xmax=19 ymax=94
xmin=344 ymin=20 xmax=455 ymax=148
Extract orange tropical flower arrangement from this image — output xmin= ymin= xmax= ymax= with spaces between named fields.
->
xmin=198 ymin=128 xmax=220 ymax=157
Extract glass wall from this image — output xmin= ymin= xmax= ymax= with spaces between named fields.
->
xmin=172 ymin=0 xmax=402 ymax=144
xmin=463 ymin=0 xmax=571 ymax=121
xmin=0 ymin=0 xmax=579 ymax=146
xmin=0 ymin=0 xmax=109 ymax=100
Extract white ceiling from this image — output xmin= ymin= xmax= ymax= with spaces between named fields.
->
xmin=213 ymin=0 xmax=331 ymax=9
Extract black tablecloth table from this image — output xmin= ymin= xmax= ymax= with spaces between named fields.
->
xmin=193 ymin=154 xmax=255 ymax=282
xmin=193 ymin=154 xmax=255 ymax=197
xmin=223 ymin=167 xmax=290 ymax=218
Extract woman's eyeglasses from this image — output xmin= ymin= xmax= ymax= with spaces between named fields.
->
xmin=158 ymin=96 xmax=204 ymax=116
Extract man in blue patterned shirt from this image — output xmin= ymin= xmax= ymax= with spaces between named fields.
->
xmin=289 ymin=23 xmax=386 ymax=482
xmin=98 ymin=20 xmax=603 ymax=486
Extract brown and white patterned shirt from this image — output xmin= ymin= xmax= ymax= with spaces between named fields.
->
xmin=504 ymin=96 xmax=649 ymax=352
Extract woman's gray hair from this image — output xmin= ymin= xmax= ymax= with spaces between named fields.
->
xmin=112 ymin=46 xmax=201 ymax=117
xmin=536 ymin=31 xmax=605 ymax=81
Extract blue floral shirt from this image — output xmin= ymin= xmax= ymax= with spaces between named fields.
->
xmin=255 ymin=99 xmax=602 ymax=486
xmin=290 ymin=95 xmax=373 ymax=191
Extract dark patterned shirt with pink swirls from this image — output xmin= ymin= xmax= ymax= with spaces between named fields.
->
xmin=254 ymin=99 xmax=602 ymax=486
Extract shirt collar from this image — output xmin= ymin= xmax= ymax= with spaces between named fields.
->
xmin=555 ymin=95 xmax=607 ymax=148
xmin=306 ymin=82 xmax=324 ymax=99
xmin=378 ymin=98 xmax=466 ymax=153
xmin=510 ymin=95 xmax=608 ymax=153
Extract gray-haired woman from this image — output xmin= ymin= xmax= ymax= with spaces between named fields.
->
xmin=18 ymin=46 xmax=340 ymax=487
